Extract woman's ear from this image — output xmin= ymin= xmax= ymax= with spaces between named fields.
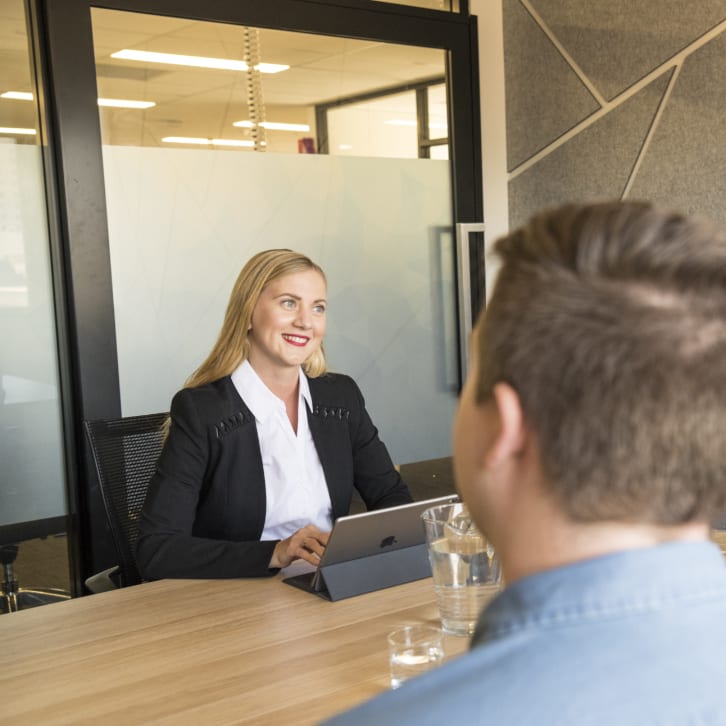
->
xmin=486 ymin=382 xmax=527 ymax=466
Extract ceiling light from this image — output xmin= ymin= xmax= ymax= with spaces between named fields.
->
xmin=233 ymin=120 xmax=310 ymax=132
xmin=98 ymin=98 xmax=156 ymax=109
xmin=1 ymin=91 xmax=33 ymax=101
xmin=263 ymin=122 xmax=309 ymax=132
xmin=112 ymin=49 xmax=288 ymax=74
xmin=211 ymin=138 xmax=259 ymax=147
xmin=162 ymin=136 xmax=209 ymax=145
xmin=162 ymin=136 xmax=264 ymax=148
xmin=252 ymin=63 xmax=288 ymax=74
xmin=338 ymin=144 xmax=353 ymax=150
xmin=2 ymin=91 xmax=155 ymax=109
xmin=0 ymin=127 xmax=36 ymax=135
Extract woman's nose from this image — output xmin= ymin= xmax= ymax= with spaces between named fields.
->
xmin=294 ymin=308 xmax=312 ymax=329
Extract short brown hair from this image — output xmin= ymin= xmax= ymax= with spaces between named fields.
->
xmin=476 ymin=201 xmax=726 ymax=524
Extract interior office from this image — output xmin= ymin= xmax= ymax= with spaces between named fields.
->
xmin=1 ymin=0 xmax=725 ymax=605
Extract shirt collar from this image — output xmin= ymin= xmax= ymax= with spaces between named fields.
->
xmin=231 ymin=360 xmax=312 ymax=424
xmin=471 ymin=540 xmax=726 ymax=647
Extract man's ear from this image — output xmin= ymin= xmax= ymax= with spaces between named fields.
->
xmin=486 ymin=382 xmax=526 ymax=466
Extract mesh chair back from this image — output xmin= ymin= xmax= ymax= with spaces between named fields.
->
xmin=84 ymin=413 xmax=167 ymax=587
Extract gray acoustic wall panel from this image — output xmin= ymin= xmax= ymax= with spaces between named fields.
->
xmin=501 ymin=0 xmax=726 ymax=232
xmin=530 ymin=0 xmax=726 ymax=100
xmin=508 ymin=73 xmax=671 ymax=229
xmin=629 ymin=31 xmax=726 ymax=228
xmin=503 ymin=0 xmax=599 ymax=169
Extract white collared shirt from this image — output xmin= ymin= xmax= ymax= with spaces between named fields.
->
xmin=231 ymin=359 xmax=332 ymax=540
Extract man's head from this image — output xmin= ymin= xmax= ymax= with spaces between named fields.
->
xmin=455 ymin=201 xmax=726 ymax=536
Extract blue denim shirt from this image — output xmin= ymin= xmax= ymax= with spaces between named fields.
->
xmin=325 ymin=541 xmax=726 ymax=725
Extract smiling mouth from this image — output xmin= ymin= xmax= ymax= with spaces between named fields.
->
xmin=282 ymin=334 xmax=309 ymax=347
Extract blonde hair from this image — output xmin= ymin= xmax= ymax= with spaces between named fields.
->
xmin=185 ymin=249 xmax=327 ymax=390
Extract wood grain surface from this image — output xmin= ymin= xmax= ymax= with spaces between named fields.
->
xmin=1 ymin=575 xmax=475 ymax=725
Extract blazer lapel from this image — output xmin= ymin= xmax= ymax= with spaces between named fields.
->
xmin=307 ymin=401 xmax=352 ymax=520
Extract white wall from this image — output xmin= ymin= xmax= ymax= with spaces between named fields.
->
xmin=470 ymin=0 xmax=509 ymax=299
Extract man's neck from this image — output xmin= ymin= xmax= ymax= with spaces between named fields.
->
xmin=500 ymin=516 xmax=711 ymax=585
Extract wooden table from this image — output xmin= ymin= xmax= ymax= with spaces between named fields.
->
xmin=1 ymin=575 xmax=473 ymax=725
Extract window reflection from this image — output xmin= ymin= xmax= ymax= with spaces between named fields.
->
xmin=90 ymin=9 xmax=449 ymax=160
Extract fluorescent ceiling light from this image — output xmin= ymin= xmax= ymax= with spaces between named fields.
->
xmin=338 ymin=144 xmax=353 ymax=151
xmin=1 ymin=91 xmax=33 ymax=100
xmin=162 ymin=136 xmax=209 ymax=145
xmin=112 ymin=49 xmax=288 ymax=74
xmin=0 ymin=126 xmax=36 ymax=135
xmin=162 ymin=136 xmax=264 ymax=148
xmin=2 ymin=91 xmax=154 ymax=109
xmin=98 ymin=98 xmax=156 ymax=109
xmin=233 ymin=120 xmax=310 ymax=132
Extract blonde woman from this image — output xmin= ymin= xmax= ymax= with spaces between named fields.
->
xmin=136 ymin=249 xmax=411 ymax=579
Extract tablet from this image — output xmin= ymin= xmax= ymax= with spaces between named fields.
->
xmin=283 ymin=493 xmax=459 ymax=599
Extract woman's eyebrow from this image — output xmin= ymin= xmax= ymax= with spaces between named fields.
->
xmin=273 ymin=292 xmax=327 ymax=303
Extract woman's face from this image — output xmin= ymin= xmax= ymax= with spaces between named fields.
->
xmin=247 ymin=269 xmax=327 ymax=378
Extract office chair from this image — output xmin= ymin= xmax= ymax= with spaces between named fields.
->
xmin=1 ymin=541 xmax=70 ymax=613
xmin=84 ymin=412 xmax=167 ymax=592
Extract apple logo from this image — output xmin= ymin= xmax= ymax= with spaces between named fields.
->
xmin=380 ymin=535 xmax=397 ymax=548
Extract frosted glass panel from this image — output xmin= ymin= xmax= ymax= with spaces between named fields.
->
xmin=103 ymin=146 xmax=457 ymax=463
xmin=0 ymin=142 xmax=66 ymax=526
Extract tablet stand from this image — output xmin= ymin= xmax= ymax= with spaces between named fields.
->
xmin=284 ymin=543 xmax=432 ymax=601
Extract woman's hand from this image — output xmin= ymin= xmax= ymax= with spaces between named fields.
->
xmin=269 ymin=524 xmax=330 ymax=569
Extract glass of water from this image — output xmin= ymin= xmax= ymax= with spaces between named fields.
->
xmin=422 ymin=502 xmax=501 ymax=636
xmin=387 ymin=624 xmax=444 ymax=689
xmin=711 ymin=519 xmax=726 ymax=556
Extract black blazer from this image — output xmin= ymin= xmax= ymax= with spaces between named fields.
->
xmin=136 ymin=372 xmax=412 ymax=579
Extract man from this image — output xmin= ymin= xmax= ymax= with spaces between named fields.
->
xmin=326 ymin=201 xmax=726 ymax=724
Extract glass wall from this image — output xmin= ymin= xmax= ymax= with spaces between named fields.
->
xmin=0 ymin=0 xmax=70 ymax=603
xmin=91 ymin=9 xmax=458 ymax=465
xmin=325 ymin=80 xmax=448 ymax=160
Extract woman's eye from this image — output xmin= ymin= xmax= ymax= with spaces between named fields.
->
xmin=281 ymin=299 xmax=296 ymax=309
xmin=313 ymin=304 xmax=326 ymax=314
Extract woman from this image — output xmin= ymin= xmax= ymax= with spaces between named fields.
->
xmin=136 ymin=249 xmax=411 ymax=579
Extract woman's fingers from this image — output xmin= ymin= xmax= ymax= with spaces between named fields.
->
xmin=301 ymin=529 xmax=329 ymax=558
xmin=269 ymin=525 xmax=330 ymax=568
xmin=294 ymin=526 xmax=328 ymax=563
